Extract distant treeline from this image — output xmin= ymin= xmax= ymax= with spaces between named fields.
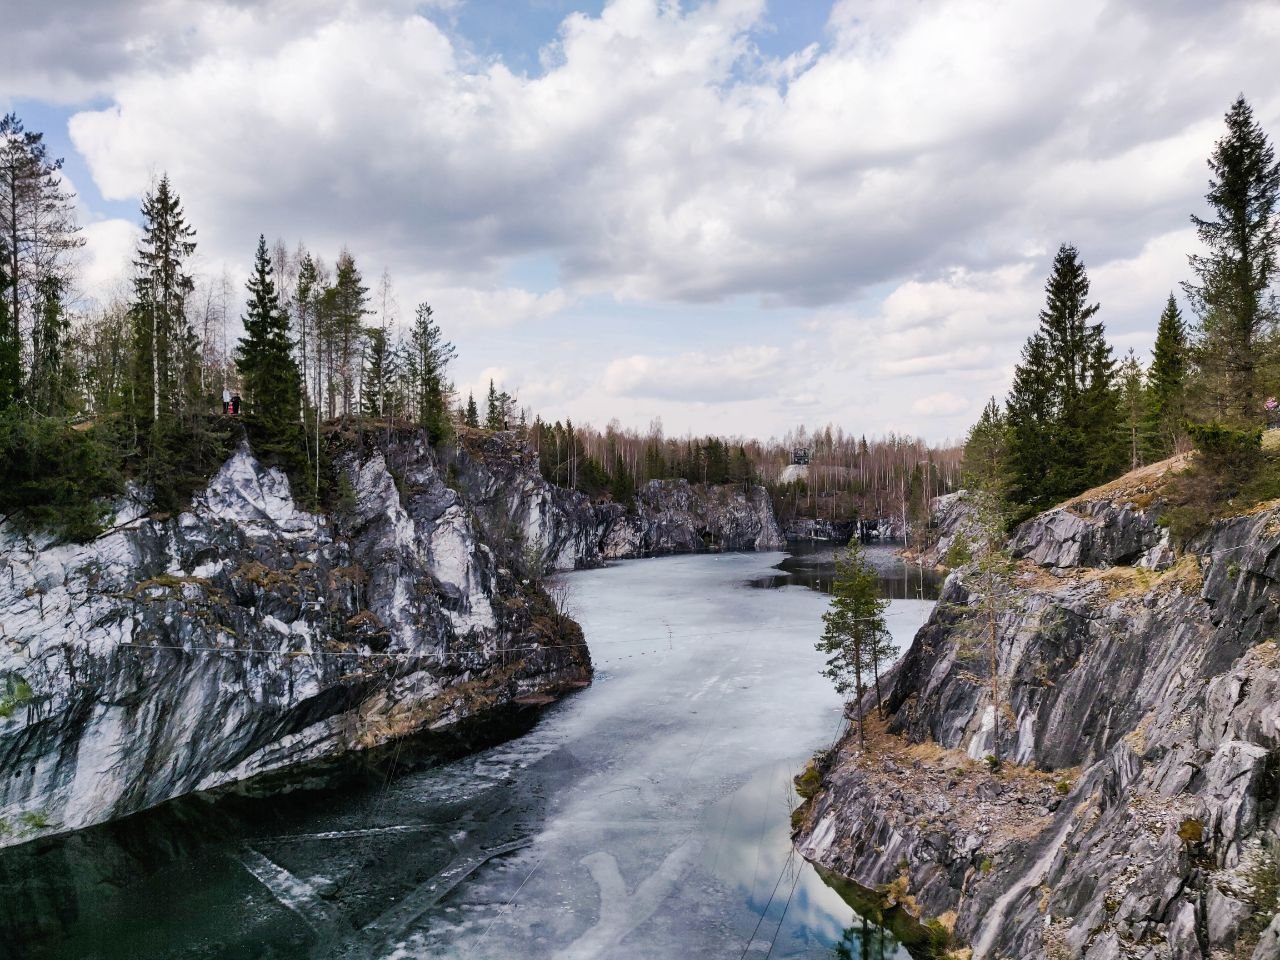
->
xmin=526 ymin=417 xmax=962 ymax=524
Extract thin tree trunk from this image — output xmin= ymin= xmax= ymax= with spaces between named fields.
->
xmin=989 ymin=594 xmax=1000 ymax=766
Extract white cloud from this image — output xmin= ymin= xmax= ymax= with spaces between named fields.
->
xmin=12 ymin=0 xmax=1280 ymax=441
xmin=604 ymin=346 xmax=784 ymax=402
xmin=76 ymin=218 xmax=141 ymax=305
xmin=911 ymin=391 xmax=971 ymax=417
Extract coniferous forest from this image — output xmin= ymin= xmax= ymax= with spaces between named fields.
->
xmin=962 ymin=95 xmax=1280 ymax=531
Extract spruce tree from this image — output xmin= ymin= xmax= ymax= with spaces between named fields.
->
xmin=962 ymin=397 xmax=1010 ymax=501
xmin=29 ymin=275 xmax=71 ymax=415
xmin=485 ymin=379 xmax=500 ymax=429
xmin=465 ymin=390 xmax=479 ymax=428
xmin=131 ymin=174 xmax=197 ymax=428
xmin=405 ymin=302 xmax=456 ymax=442
xmin=1006 ymin=245 xmax=1120 ymax=516
xmin=484 ymin=379 xmax=513 ymax=431
xmin=360 ymin=325 xmax=397 ymax=420
xmin=236 ymin=235 xmax=302 ymax=434
xmin=1146 ymin=294 xmax=1188 ymax=458
xmin=330 ymin=251 xmax=370 ymax=419
xmin=1005 ymin=334 xmax=1053 ymax=514
xmin=1182 ymin=95 xmax=1280 ymax=422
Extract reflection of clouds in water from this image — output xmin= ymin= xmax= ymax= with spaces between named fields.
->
xmin=700 ymin=762 xmax=907 ymax=958
xmin=31 ymin=550 xmax=930 ymax=959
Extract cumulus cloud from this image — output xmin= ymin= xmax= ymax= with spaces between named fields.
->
xmin=56 ymin=0 xmax=1280 ymax=310
xmin=11 ymin=0 xmax=1280 ymax=439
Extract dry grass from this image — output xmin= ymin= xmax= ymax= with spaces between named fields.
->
xmin=1062 ymin=453 xmax=1192 ymax=509
xmin=1078 ymin=553 xmax=1202 ymax=601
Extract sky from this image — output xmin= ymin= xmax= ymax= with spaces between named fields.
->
xmin=5 ymin=0 xmax=1279 ymax=445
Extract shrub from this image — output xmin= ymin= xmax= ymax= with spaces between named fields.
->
xmin=794 ymin=763 xmax=823 ymax=800
xmin=1165 ymin=421 xmax=1271 ymax=540
xmin=1054 ymin=779 xmax=1072 ymax=796
xmin=1187 ymin=422 xmax=1262 ymax=480
xmin=942 ymin=537 xmax=973 ymax=568
xmin=0 ymin=675 xmax=33 ymax=719
xmin=1177 ymin=817 xmax=1204 ymax=845
xmin=0 ymin=410 xmax=122 ymax=542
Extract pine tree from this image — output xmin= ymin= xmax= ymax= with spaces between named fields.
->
xmin=405 ymin=302 xmax=456 ymax=442
xmin=465 ymin=390 xmax=479 ymax=428
xmin=1146 ymin=294 xmax=1189 ymax=459
xmin=961 ymin=490 xmax=1016 ymax=768
xmin=1183 ymin=95 xmax=1280 ymax=423
xmin=0 ymin=114 xmax=84 ymax=367
xmin=131 ymin=174 xmax=197 ymax=428
xmin=236 ymin=235 xmax=302 ymax=433
xmin=816 ymin=540 xmax=888 ymax=751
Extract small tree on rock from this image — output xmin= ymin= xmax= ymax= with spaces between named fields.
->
xmin=816 ymin=540 xmax=889 ymax=751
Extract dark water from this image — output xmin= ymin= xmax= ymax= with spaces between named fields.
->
xmin=750 ymin=542 xmax=944 ymax=601
xmin=1 ymin=550 xmax=935 ymax=959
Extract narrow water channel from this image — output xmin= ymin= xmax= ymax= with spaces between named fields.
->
xmin=1 ymin=546 xmax=940 ymax=959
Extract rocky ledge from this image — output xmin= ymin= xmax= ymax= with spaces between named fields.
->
xmin=795 ymin=459 xmax=1280 ymax=959
xmin=452 ymin=430 xmax=784 ymax=570
xmin=0 ymin=427 xmax=786 ymax=850
xmin=0 ymin=430 xmax=592 ymax=850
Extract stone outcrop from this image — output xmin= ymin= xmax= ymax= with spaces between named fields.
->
xmin=602 ymin=478 xmax=785 ymax=558
xmin=455 ymin=432 xmax=784 ymax=570
xmin=0 ymin=431 xmax=592 ymax=850
xmin=796 ymin=468 xmax=1280 ymax=959
xmin=0 ymin=428 xmax=785 ymax=850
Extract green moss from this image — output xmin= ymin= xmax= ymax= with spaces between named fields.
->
xmin=0 ymin=675 xmax=34 ymax=719
xmin=19 ymin=810 xmax=51 ymax=830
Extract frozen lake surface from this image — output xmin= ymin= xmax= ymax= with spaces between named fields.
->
xmin=4 ymin=547 xmax=937 ymax=959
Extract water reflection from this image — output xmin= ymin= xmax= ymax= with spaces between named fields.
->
xmin=749 ymin=542 xmax=943 ymax=601
xmin=0 ymin=551 xmax=935 ymax=959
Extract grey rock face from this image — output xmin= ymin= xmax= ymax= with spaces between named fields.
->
xmin=797 ymin=488 xmax=1280 ymax=959
xmin=452 ymin=432 xmax=785 ymax=571
xmin=0 ymin=429 xmax=786 ymax=849
xmin=0 ymin=432 xmax=591 ymax=849
xmin=605 ymin=478 xmax=785 ymax=558
xmin=782 ymin=518 xmax=857 ymax=542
